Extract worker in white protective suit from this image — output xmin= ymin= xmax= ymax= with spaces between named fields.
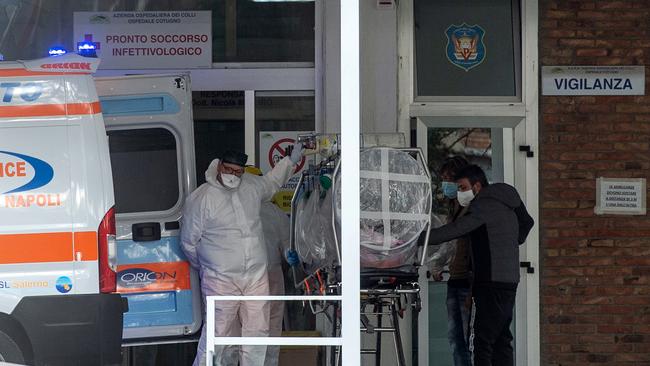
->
xmin=244 ymin=166 xmax=298 ymax=366
xmin=181 ymin=146 xmax=303 ymax=366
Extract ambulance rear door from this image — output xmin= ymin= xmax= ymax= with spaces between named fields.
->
xmin=95 ymin=74 xmax=201 ymax=340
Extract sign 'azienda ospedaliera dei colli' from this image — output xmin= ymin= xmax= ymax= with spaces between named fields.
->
xmin=542 ymin=66 xmax=645 ymax=96
xmin=73 ymin=11 xmax=212 ymax=69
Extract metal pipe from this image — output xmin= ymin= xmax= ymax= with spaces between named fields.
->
xmin=360 ymin=327 xmax=397 ymax=333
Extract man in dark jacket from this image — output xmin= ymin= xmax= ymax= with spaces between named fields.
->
xmin=429 ymin=164 xmax=534 ymax=366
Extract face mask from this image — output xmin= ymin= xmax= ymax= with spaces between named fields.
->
xmin=220 ymin=173 xmax=241 ymax=189
xmin=441 ymin=181 xmax=458 ymax=199
xmin=457 ymin=189 xmax=475 ymax=207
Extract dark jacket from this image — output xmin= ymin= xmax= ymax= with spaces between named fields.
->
xmin=429 ymin=183 xmax=534 ymax=288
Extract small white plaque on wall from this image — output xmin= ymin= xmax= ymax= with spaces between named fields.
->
xmin=595 ymin=177 xmax=646 ymax=215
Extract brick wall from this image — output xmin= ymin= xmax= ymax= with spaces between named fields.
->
xmin=540 ymin=1 xmax=650 ymax=364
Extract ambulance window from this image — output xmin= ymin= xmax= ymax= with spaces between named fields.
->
xmin=108 ymin=128 xmax=179 ymax=214
xmin=413 ymin=0 xmax=521 ymax=101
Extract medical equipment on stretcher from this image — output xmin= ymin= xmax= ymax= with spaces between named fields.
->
xmin=289 ymin=134 xmax=433 ymax=366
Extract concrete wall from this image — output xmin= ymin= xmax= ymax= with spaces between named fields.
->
xmin=322 ymin=0 xmax=398 ymax=134
xmin=360 ymin=0 xmax=398 ymax=134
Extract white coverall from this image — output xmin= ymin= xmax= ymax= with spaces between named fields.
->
xmin=222 ymin=199 xmax=292 ymax=365
xmin=181 ymin=157 xmax=295 ymax=366
xmin=259 ymin=201 xmax=290 ymax=366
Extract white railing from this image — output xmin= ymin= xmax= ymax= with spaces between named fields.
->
xmin=205 ymin=295 xmax=344 ymax=366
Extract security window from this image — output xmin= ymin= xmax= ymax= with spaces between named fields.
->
xmin=414 ymin=0 xmax=521 ymax=101
xmin=108 ymin=128 xmax=179 ymax=214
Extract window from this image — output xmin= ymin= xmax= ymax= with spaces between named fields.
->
xmin=414 ymin=0 xmax=521 ymax=100
xmin=213 ymin=0 xmax=315 ymax=63
xmin=0 ymin=0 xmax=314 ymax=63
xmin=193 ymin=91 xmax=245 ymax=185
xmin=108 ymin=128 xmax=179 ymax=214
xmin=255 ymin=91 xmax=316 ymax=165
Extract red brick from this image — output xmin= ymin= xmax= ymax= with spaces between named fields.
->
xmin=576 ymin=48 xmax=609 ymax=57
xmin=547 ymin=10 xmax=577 ymax=19
xmin=578 ymin=334 xmax=617 ymax=344
xmin=616 ymin=104 xmax=650 ymax=113
xmin=613 ymin=142 xmax=650 ymax=151
xmin=558 ymin=38 xmax=596 ymax=47
xmin=576 ymin=10 xmax=610 ymax=19
xmin=597 ymin=1 xmax=639 ymax=9
xmin=546 ymin=29 xmax=577 ymax=37
xmin=589 ymin=239 xmax=614 ymax=247
xmin=615 ymin=353 xmax=650 ymax=362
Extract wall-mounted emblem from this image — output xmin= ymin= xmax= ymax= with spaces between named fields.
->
xmin=445 ymin=23 xmax=486 ymax=71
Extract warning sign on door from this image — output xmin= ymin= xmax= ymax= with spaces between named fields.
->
xmin=259 ymin=131 xmax=309 ymax=212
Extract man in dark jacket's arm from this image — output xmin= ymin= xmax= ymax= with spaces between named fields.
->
xmin=429 ymin=210 xmax=485 ymax=245
xmin=515 ymin=201 xmax=534 ymax=244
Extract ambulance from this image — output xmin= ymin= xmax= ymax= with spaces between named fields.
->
xmin=0 ymin=53 xmax=202 ymax=365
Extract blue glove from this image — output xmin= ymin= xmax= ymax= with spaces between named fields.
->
xmin=289 ymin=143 xmax=304 ymax=164
xmin=285 ymin=249 xmax=300 ymax=267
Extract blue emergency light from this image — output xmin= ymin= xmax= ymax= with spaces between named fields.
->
xmin=48 ymin=46 xmax=67 ymax=57
xmin=77 ymin=41 xmax=97 ymax=58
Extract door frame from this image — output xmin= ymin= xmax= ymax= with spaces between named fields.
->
xmin=415 ymin=117 xmax=535 ymax=366
xmin=398 ymin=0 xmax=540 ymax=364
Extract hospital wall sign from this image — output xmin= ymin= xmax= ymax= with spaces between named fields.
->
xmin=542 ymin=66 xmax=645 ymax=96
xmin=73 ymin=11 xmax=212 ymax=69
xmin=595 ymin=177 xmax=646 ymax=215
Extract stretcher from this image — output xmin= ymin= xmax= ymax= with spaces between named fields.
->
xmin=289 ymin=135 xmax=432 ymax=366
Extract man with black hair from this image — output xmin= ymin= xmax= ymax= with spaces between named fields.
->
xmin=429 ymin=164 xmax=534 ymax=366
xmin=429 ymin=156 xmax=472 ymax=366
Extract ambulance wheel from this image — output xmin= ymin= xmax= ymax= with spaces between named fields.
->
xmin=0 ymin=331 xmax=26 ymax=364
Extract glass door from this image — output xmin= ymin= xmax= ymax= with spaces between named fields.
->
xmin=415 ymin=118 xmax=530 ymax=365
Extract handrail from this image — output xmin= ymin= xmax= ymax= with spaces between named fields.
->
xmin=205 ymin=294 xmax=343 ymax=366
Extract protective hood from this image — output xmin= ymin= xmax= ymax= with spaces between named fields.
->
xmin=205 ymin=158 xmax=227 ymax=189
xmin=476 ymin=183 xmax=522 ymax=208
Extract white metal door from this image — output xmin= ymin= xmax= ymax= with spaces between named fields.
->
xmin=95 ymin=74 xmax=202 ymax=340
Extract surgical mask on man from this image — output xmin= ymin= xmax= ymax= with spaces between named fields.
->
xmin=457 ymin=189 xmax=475 ymax=207
xmin=220 ymin=173 xmax=241 ymax=189
xmin=441 ymin=181 xmax=458 ymax=199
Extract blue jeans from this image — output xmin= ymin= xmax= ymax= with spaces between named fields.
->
xmin=447 ymin=284 xmax=472 ymax=366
